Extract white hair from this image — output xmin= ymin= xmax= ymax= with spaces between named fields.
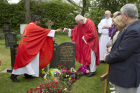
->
xmin=113 ymin=11 xmax=120 ymax=16
xmin=105 ymin=10 xmax=111 ymax=15
xmin=75 ymin=14 xmax=85 ymax=21
xmin=120 ymin=4 xmax=138 ymax=18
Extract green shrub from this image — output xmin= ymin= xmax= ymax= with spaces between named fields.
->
xmin=0 ymin=33 xmax=5 ymax=40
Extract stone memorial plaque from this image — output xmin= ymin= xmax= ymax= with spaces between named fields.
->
xmin=20 ymin=24 xmax=28 ymax=34
xmin=7 ymin=44 xmax=18 ymax=73
xmin=71 ymin=23 xmax=78 ymax=29
xmin=5 ymin=32 xmax=17 ymax=47
xmin=3 ymin=24 xmax=11 ymax=33
xmin=50 ymin=41 xmax=75 ymax=70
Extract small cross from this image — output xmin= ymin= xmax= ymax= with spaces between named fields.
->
xmin=45 ymin=20 xmax=54 ymax=29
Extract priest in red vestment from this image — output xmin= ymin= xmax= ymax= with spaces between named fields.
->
xmin=10 ymin=15 xmax=62 ymax=82
xmin=64 ymin=15 xmax=100 ymax=77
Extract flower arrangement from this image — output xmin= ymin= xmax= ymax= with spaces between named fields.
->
xmin=27 ymin=80 xmax=69 ymax=93
xmin=27 ymin=63 xmax=83 ymax=93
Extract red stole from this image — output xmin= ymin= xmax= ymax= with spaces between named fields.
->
xmin=71 ymin=18 xmax=100 ymax=65
xmin=14 ymin=22 xmax=53 ymax=69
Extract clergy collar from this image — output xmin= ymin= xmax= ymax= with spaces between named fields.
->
xmin=30 ymin=22 xmax=36 ymax=25
xmin=83 ymin=18 xmax=87 ymax=24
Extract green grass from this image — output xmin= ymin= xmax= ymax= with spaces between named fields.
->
xmin=0 ymin=34 xmax=112 ymax=93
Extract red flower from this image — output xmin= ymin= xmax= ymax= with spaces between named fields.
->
xmin=30 ymin=88 xmax=33 ymax=91
xmin=59 ymin=63 xmax=61 ymax=65
xmin=47 ymin=86 xmax=49 ymax=88
xmin=72 ymin=79 xmax=75 ymax=82
xmin=57 ymin=90 xmax=60 ymax=93
xmin=61 ymin=67 xmax=63 ymax=69
xmin=27 ymin=91 xmax=29 ymax=93
xmin=63 ymin=64 xmax=65 ymax=66
xmin=66 ymin=67 xmax=68 ymax=69
xmin=75 ymin=72 xmax=78 ymax=74
xmin=40 ymin=89 xmax=43 ymax=93
xmin=57 ymin=65 xmax=59 ymax=67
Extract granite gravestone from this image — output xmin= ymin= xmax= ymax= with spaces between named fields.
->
xmin=5 ymin=32 xmax=17 ymax=48
xmin=50 ymin=41 xmax=75 ymax=70
xmin=3 ymin=24 xmax=11 ymax=33
xmin=7 ymin=44 xmax=18 ymax=73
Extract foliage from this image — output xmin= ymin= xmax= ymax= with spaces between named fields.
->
xmin=96 ymin=0 xmax=138 ymax=14
xmin=0 ymin=1 xmax=25 ymax=30
xmin=30 ymin=0 xmax=80 ymax=30
xmin=0 ymin=0 xmax=80 ymax=35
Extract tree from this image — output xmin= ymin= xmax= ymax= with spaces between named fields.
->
xmin=0 ymin=0 xmax=8 ymax=3
xmin=25 ymin=0 xmax=31 ymax=24
xmin=96 ymin=0 xmax=138 ymax=14
xmin=67 ymin=0 xmax=91 ymax=16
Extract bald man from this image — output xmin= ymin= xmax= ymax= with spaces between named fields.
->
xmin=98 ymin=10 xmax=112 ymax=63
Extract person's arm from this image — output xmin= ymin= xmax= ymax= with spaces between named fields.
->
xmin=105 ymin=30 xmax=139 ymax=64
xmin=47 ymin=29 xmax=62 ymax=37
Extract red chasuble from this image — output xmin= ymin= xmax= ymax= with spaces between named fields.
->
xmin=14 ymin=22 xmax=53 ymax=69
xmin=71 ymin=18 xmax=100 ymax=65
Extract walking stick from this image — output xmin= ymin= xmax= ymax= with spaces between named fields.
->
xmin=100 ymin=64 xmax=110 ymax=93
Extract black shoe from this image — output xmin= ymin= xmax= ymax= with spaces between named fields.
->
xmin=86 ymin=72 xmax=95 ymax=77
xmin=24 ymin=74 xmax=36 ymax=79
xmin=10 ymin=76 xmax=20 ymax=82
xmin=100 ymin=61 xmax=105 ymax=63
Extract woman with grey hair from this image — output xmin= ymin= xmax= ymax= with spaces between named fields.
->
xmin=107 ymin=15 xmax=126 ymax=52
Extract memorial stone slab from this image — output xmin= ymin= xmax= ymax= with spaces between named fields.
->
xmin=20 ymin=24 xmax=28 ymax=34
xmin=50 ymin=41 xmax=75 ymax=70
xmin=5 ymin=32 xmax=17 ymax=48
xmin=3 ymin=24 xmax=11 ymax=33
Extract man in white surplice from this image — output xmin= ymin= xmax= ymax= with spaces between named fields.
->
xmin=98 ymin=10 xmax=112 ymax=62
xmin=10 ymin=15 xmax=62 ymax=82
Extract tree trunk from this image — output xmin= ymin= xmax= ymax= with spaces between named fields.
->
xmin=25 ymin=0 xmax=31 ymax=24
xmin=81 ymin=0 xmax=86 ymax=16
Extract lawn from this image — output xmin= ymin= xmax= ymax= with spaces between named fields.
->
xmin=0 ymin=34 xmax=112 ymax=93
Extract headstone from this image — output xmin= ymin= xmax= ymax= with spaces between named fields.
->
xmin=71 ymin=23 xmax=78 ymax=29
xmin=5 ymin=32 xmax=17 ymax=48
xmin=7 ymin=44 xmax=18 ymax=73
xmin=45 ymin=20 xmax=54 ymax=29
xmin=3 ymin=24 xmax=11 ymax=33
xmin=20 ymin=24 xmax=28 ymax=34
xmin=50 ymin=41 xmax=76 ymax=70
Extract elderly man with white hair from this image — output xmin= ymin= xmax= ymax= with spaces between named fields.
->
xmin=104 ymin=4 xmax=140 ymax=93
xmin=64 ymin=14 xmax=100 ymax=77
xmin=98 ymin=10 xmax=112 ymax=63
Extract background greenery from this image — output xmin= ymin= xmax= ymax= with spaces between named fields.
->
xmin=0 ymin=0 xmax=139 ymax=37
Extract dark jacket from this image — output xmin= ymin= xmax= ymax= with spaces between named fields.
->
xmin=105 ymin=20 xmax=140 ymax=88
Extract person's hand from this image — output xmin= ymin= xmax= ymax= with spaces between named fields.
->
xmin=55 ymin=28 xmax=62 ymax=32
xmin=111 ymin=22 xmax=114 ymax=27
xmin=102 ymin=25 xmax=109 ymax=29
xmin=63 ymin=28 xmax=69 ymax=32
xmin=106 ymin=47 xmax=112 ymax=52
xmin=103 ymin=53 xmax=109 ymax=61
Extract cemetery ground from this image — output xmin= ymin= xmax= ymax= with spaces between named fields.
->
xmin=0 ymin=35 xmax=112 ymax=93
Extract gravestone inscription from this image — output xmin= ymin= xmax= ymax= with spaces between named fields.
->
xmin=50 ymin=41 xmax=75 ymax=70
xmin=3 ymin=24 xmax=11 ymax=33
xmin=5 ymin=32 xmax=17 ymax=47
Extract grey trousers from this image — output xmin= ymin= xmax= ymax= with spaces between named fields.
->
xmin=115 ymin=85 xmax=137 ymax=93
